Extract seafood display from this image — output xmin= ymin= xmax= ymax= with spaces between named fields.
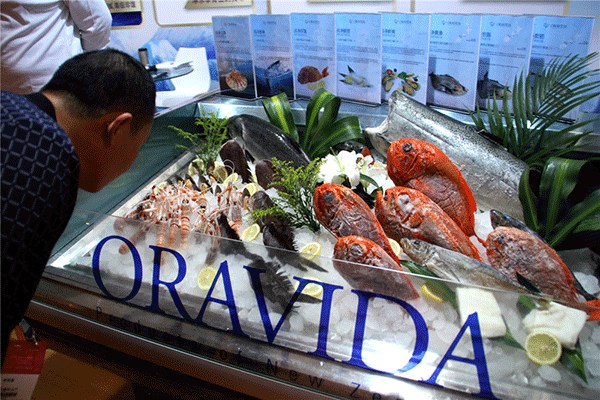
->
xmin=364 ymin=90 xmax=527 ymax=219
xmin=429 ymin=72 xmax=468 ymax=96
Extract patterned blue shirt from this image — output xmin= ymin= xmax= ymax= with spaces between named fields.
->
xmin=1 ymin=91 xmax=80 ymax=349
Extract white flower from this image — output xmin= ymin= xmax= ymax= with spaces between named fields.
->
xmin=360 ymin=160 xmax=394 ymax=194
xmin=318 ymin=151 xmax=362 ymax=188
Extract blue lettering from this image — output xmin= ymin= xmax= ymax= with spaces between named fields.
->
xmin=342 ymin=291 xmax=428 ymax=373
xmin=198 ymin=261 xmax=249 ymax=338
xmin=92 ymin=235 xmax=142 ymax=301
xmin=423 ymin=313 xmax=499 ymax=399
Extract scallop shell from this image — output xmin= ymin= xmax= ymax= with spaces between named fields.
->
xmin=226 ymin=69 xmax=248 ymax=92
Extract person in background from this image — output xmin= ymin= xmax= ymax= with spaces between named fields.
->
xmin=1 ymin=0 xmax=112 ymax=94
xmin=1 ymin=49 xmax=156 ymax=364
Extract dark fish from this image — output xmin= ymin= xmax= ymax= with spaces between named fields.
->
xmin=477 ymin=72 xmax=512 ymax=100
xmin=227 ymin=114 xmax=311 ymax=168
xmin=429 ymin=72 xmax=468 ymax=96
xmin=219 ymin=139 xmax=252 ymax=182
xmin=254 ymin=159 xmax=275 ymax=190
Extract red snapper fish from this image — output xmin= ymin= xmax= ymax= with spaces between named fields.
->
xmin=375 ymin=187 xmax=482 ymax=261
xmin=334 ymin=235 xmax=419 ymax=300
xmin=313 ymin=183 xmax=400 ymax=265
xmin=386 ymin=138 xmax=478 ymax=239
xmin=486 ymin=226 xmax=600 ymax=320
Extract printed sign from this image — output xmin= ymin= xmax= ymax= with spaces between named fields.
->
xmin=381 ymin=13 xmax=430 ymax=104
xmin=335 ymin=13 xmax=383 ymax=104
xmin=478 ymin=15 xmax=534 ymax=111
xmin=213 ymin=16 xmax=256 ymax=98
xmin=251 ymin=15 xmax=294 ymax=98
xmin=186 ymin=0 xmax=253 ymax=8
xmin=428 ymin=14 xmax=482 ymax=111
xmin=291 ymin=13 xmax=336 ymax=98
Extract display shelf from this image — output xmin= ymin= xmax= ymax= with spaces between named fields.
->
xmin=33 ymin=95 xmax=600 ymax=400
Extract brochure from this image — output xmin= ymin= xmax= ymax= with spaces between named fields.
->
xmin=428 ymin=14 xmax=482 ymax=111
xmin=381 ymin=13 xmax=430 ymax=104
xmin=212 ymin=15 xmax=256 ymax=99
xmin=478 ymin=15 xmax=535 ymax=110
xmin=251 ymin=14 xmax=294 ymax=98
xmin=335 ymin=13 xmax=383 ymax=104
xmin=291 ymin=13 xmax=336 ymax=98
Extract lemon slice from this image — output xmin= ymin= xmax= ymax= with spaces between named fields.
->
xmin=299 ymin=242 xmax=322 ymax=260
xmin=295 ymin=276 xmax=323 ymax=298
xmin=243 ymin=182 xmax=260 ymax=196
xmin=197 ymin=266 xmax=217 ymax=290
xmin=525 ymin=330 xmax=562 ymax=365
xmin=420 ymin=284 xmax=444 ymax=303
xmin=222 ymin=172 xmax=239 ymax=187
xmin=241 ymin=223 xmax=260 ymax=242
xmin=388 ymin=237 xmax=401 ymax=256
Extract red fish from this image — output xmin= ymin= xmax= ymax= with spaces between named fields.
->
xmin=314 ymin=183 xmax=400 ymax=264
xmin=334 ymin=235 xmax=419 ymax=300
xmin=386 ymin=138 xmax=477 ymax=238
xmin=375 ymin=187 xmax=481 ymax=260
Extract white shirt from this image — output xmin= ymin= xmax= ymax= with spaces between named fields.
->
xmin=1 ymin=0 xmax=112 ymax=94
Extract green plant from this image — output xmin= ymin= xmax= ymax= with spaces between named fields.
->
xmin=169 ymin=106 xmax=229 ymax=173
xmin=472 ymin=53 xmax=600 ymax=170
xmin=262 ymin=89 xmax=364 ymax=159
xmin=519 ymin=156 xmax=600 ymax=249
xmin=250 ymin=158 xmax=323 ymax=232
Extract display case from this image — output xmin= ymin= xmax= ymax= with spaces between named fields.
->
xmin=30 ymin=94 xmax=600 ymax=399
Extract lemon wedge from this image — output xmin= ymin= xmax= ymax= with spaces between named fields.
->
xmin=241 ymin=223 xmax=260 ymax=242
xmin=222 ymin=172 xmax=239 ymax=187
xmin=295 ymin=276 xmax=324 ymax=298
xmin=299 ymin=242 xmax=322 ymax=260
xmin=243 ymin=182 xmax=260 ymax=196
xmin=197 ymin=266 xmax=218 ymax=290
xmin=388 ymin=237 xmax=401 ymax=256
xmin=420 ymin=284 xmax=444 ymax=303
xmin=525 ymin=330 xmax=562 ymax=365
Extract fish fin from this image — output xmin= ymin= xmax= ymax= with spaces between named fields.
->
xmin=322 ymin=67 xmax=329 ymax=78
xmin=339 ymin=73 xmax=347 ymax=78
xmin=347 ymin=65 xmax=355 ymax=73
xmin=584 ymin=299 xmax=600 ymax=321
xmin=516 ymin=272 xmax=541 ymax=293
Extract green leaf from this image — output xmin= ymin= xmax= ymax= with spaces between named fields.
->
xmin=546 ymin=189 xmax=600 ymax=247
xmin=262 ymin=92 xmax=299 ymax=142
xmin=518 ymin=167 xmax=539 ymax=232
xmin=308 ymin=116 xmax=363 ymax=158
xmin=538 ymin=157 xmax=587 ymax=235
xmin=561 ymin=343 xmax=588 ymax=383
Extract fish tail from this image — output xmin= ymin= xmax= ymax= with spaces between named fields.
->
xmin=585 ymin=299 xmax=600 ymax=321
xmin=322 ymin=67 xmax=329 ymax=78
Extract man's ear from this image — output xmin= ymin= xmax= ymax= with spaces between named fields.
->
xmin=106 ymin=112 xmax=133 ymax=145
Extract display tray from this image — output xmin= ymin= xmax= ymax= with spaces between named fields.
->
xmin=46 ymin=150 xmax=600 ymax=400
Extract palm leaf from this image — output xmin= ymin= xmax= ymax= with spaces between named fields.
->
xmin=262 ymin=92 xmax=299 ymax=142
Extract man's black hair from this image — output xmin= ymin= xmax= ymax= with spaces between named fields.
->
xmin=42 ymin=48 xmax=156 ymax=132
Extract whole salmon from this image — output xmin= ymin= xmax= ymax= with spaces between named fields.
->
xmin=364 ymin=91 xmax=526 ymax=218
xmin=334 ymin=235 xmax=419 ymax=300
xmin=375 ymin=187 xmax=481 ymax=260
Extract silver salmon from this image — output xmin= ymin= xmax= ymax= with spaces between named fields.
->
xmin=364 ymin=91 xmax=526 ymax=219
xmin=399 ymin=238 xmax=527 ymax=293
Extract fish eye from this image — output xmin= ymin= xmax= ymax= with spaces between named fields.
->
xmin=402 ymin=143 xmax=413 ymax=153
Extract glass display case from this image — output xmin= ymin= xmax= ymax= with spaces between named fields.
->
xmin=29 ymin=94 xmax=600 ymax=399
